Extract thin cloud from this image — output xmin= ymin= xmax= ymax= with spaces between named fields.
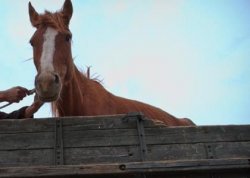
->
xmin=0 ymin=0 xmax=249 ymax=124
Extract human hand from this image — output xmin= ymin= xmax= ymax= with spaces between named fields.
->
xmin=24 ymin=95 xmax=44 ymax=118
xmin=1 ymin=86 xmax=29 ymax=103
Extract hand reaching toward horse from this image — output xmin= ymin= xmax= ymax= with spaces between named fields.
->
xmin=24 ymin=94 xmax=44 ymax=118
xmin=0 ymin=86 xmax=29 ymax=103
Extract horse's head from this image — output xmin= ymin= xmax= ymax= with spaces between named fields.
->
xmin=29 ymin=0 xmax=74 ymax=102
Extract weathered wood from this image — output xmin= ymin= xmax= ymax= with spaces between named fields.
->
xmin=0 ymin=158 xmax=249 ymax=178
xmin=0 ymin=115 xmax=249 ymax=177
xmin=0 ymin=149 xmax=53 ymax=167
xmin=0 ymin=132 xmax=53 ymax=150
xmin=147 ymin=141 xmax=250 ymax=160
xmin=64 ymin=146 xmax=141 ymax=164
xmin=0 ymin=119 xmax=54 ymax=133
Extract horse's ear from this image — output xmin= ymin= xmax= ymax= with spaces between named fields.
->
xmin=28 ymin=2 xmax=40 ymax=28
xmin=62 ymin=0 xmax=73 ymax=26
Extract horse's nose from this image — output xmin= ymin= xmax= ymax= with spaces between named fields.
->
xmin=34 ymin=72 xmax=61 ymax=102
xmin=35 ymin=72 xmax=61 ymax=93
xmin=35 ymin=72 xmax=59 ymax=86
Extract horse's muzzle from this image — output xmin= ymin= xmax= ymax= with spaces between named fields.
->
xmin=35 ymin=72 xmax=61 ymax=102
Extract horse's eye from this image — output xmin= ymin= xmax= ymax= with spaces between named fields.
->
xmin=65 ymin=34 xmax=71 ymax=42
xmin=30 ymin=40 xmax=34 ymax=47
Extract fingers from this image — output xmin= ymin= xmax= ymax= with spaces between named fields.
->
xmin=13 ymin=87 xmax=27 ymax=102
xmin=4 ymin=86 xmax=30 ymax=103
xmin=16 ymin=86 xmax=29 ymax=96
xmin=32 ymin=100 xmax=44 ymax=109
xmin=16 ymin=86 xmax=29 ymax=93
xmin=25 ymin=94 xmax=44 ymax=118
xmin=17 ymin=89 xmax=27 ymax=100
xmin=25 ymin=106 xmax=34 ymax=118
xmin=25 ymin=100 xmax=44 ymax=118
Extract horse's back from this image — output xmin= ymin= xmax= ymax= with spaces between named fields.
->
xmin=113 ymin=95 xmax=195 ymax=126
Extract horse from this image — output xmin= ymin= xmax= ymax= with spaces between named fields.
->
xmin=28 ymin=0 xmax=195 ymax=126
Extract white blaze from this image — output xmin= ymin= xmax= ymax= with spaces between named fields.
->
xmin=40 ymin=27 xmax=58 ymax=72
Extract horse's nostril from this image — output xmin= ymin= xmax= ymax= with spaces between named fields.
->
xmin=54 ymin=74 xmax=60 ymax=84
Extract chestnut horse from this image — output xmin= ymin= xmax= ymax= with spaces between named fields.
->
xmin=28 ymin=0 xmax=194 ymax=126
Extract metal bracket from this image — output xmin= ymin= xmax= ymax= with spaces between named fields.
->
xmin=54 ymin=118 xmax=64 ymax=165
xmin=205 ymin=144 xmax=215 ymax=159
xmin=123 ymin=112 xmax=148 ymax=161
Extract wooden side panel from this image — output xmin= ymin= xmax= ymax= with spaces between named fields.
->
xmin=0 ymin=115 xmax=249 ymax=178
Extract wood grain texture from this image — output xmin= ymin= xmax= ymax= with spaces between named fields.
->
xmin=0 ymin=159 xmax=249 ymax=178
xmin=0 ymin=115 xmax=249 ymax=177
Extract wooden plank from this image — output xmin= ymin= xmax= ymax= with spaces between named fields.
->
xmin=0 ymin=115 xmax=127 ymax=134
xmin=0 ymin=132 xmax=54 ymax=150
xmin=63 ymin=142 xmax=250 ymax=165
xmin=62 ymin=143 xmax=205 ymax=165
xmin=62 ymin=114 xmax=136 ymax=130
xmin=210 ymin=141 xmax=250 ymax=159
xmin=1 ymin=116 xmax=249 ymax=140
xmin=144 ymin=125 xmax=250 ymax=144
xmin=123 ymin=158 xmax=250 ymax=171
xmin=64 ymin=146 xmax=141 ymax=165
xmin=0 ymin=149 xmax=53 ymax=167
xmin=62 ymin=125 xmax=250 ymax=147
xmin=0 ymin=158 xmax=248 ymax=178
xmin=146 ymin=141 xmax=250 ymax=161
xmin=63 ymin=129 xmax=139 ymax=147
xmin=1 ymin=116 xmax=249 ymax=134
xmin=146 ymin=143 xmax=207 ymax=161
xmin=0 ymin=119 xmax=54 ymax=133
xmin=0 ymin=114 xmax=139 ymax=133
xmin=1 ymin=123 xmax=249 ymax=151
xmin=1 ymin=139 xmax=249 ymax=167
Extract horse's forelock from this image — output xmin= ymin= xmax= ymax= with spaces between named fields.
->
xmin=38 ymin=11 xmax=70 ymax=34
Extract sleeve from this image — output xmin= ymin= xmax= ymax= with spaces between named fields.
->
xmin=0 ymin=106 xmax=33 ymax=119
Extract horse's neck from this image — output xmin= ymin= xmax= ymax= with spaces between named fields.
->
xmin=53 ymin=65 xmax=193 ymax=126
xmin=55 ymin=66 xmax=88 ymax=116
xmin=55 ymin=65 xmax=114 ymax=116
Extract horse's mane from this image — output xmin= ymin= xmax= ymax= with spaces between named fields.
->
xmin=51 ymin=65 xmax=104 ymax=117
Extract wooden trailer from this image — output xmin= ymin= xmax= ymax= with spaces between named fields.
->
xmin=0 ymin=113 xmax=249 ymax=177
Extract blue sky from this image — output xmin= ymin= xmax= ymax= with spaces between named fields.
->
xmin=0 ymin=0 xmax=249 ymax=125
